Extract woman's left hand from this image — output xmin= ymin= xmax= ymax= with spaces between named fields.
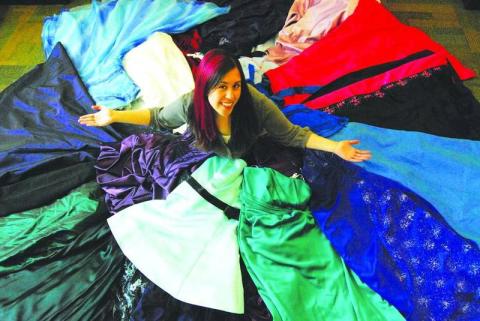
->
xmin=334 ymin=140 xmax=371 ymax=162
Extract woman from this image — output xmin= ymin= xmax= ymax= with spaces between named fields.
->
xmin=79 ymin=49 xmax=370 ymax=162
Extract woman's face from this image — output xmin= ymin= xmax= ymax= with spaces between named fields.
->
xmin=208 ymin=67 xmax=242 ymax=119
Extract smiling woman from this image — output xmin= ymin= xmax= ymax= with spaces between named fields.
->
xmin=79 ymin=48 xmax=371 ymax=161
xmin=208 ymin=68 xmax=241 ymax=120
xmin=186 ymin=49 xmax=261 ymax=156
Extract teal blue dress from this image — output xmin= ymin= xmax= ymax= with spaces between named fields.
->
xmin=41 ymin=0 xmax=229 ymax=108
xmin=0 ymin=181 xmax=123 ymax=320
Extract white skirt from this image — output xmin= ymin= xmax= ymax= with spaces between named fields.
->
xmin=108 ymin=156 xmax=246 ymax=313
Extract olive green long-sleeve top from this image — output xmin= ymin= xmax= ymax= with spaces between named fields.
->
xmin=150 ymin=84 xmax=312 ymax=153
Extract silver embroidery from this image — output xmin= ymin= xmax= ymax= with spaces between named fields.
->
xmin=434 ymin=278 xmax=446 ymax=288
xmin=424 ymin=239 xmax=435 ymax=251
xmin=418 ymin=296 xmax=430 ymax=307
xmin=403 ymin=239 xmax=415 ymax=249
xmin=428 ymin=257 xmax=440 ymax=270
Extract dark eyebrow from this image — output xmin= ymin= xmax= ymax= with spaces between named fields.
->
xmin=217 ymin=81 xmax=241 ymax=85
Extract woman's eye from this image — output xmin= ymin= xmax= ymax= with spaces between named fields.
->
xmin=234 ymin=84 xmax=241 ymax=89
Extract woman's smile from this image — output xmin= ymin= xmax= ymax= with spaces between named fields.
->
xmin=208 ymin=67 xmax=242 ymax=118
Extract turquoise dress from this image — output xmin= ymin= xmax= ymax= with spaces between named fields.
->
xmin=331 ymin=122 xmax=480 ymax=245
xmin=41 ymin=0 xmax=229 ymax=108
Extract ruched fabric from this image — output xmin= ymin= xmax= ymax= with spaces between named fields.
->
xmin=96 ymin=131 xmax=212 ymax=215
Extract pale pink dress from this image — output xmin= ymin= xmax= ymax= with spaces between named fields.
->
xmin=266 ymin=0 xmax=361 ymax=64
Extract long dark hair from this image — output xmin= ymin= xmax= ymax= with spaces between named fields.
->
xmin=187 ymin=49 xmax=260 ymax=157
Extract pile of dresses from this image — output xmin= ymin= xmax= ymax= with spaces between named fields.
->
xmin=1 ymin=0 xmax=479 ymax=320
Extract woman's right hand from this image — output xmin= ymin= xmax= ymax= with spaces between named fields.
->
xmin=78 ymin=105 xmax=115 ymax=126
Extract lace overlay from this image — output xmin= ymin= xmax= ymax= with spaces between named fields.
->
xmin=113 ymin=260 xmax=149 ymax=321
xmin=322 ymin=67 xmax=441 ymax=114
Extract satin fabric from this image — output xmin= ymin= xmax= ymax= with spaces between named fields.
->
xmin=108 ymin=156 xmax=246 ymax=314
xmin=42 ymin=0 xmax=229 ymax=108
xmin=330 ymin=122 xmax=480 ymax=245
xmin=0 ymin=42 xmax=125 ymax=216
xmin=266 ymin=0 xmax=475 ymax=107
xmin=326 ymin=65 xmax=480 ymax=140
xmin=122 ymin=32 xmax=195 ymax=109
xmin=302 ymin=51 xmax=448 ymax=109
xmin=0 ymin=161 xmax=95 ymax=216
xmin=96 ymin=131 xmax=309 ymax=216
xmin=278 ymin=104 xmax=480 ymax=244
xmin=0 ymin=181 xmax=99 ymax=274
xmin=248 ymin=82 xmax=350 ymax=138
xmin=95 ymin=131 xmax=212 ymax=215
xmin=266 ymin=0 xmax=354 ymax=64
xmin=0 ymin=181 xmax=124 ymax=321
xmin=113 ymin=259 xmax=272 ymax=321
xmin=281 ymin=103 xmax=348 ymax=137
xmin=268 ymin=50 xmax=447 ymax=109
xmin=238 ymin=167 xmax=404 ymax=321
xmin=199 ymin=0 xmax=293 ymax=56
xmin=304 ymin=150 xmax=480 ymax=320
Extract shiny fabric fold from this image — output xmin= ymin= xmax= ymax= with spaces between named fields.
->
xmin=266 ymin=0 xmax=355 ymax=64
xmin=95 ymin=131 xmax=212 ymax=215
xmin=199 ymin=0 xmax=293 ymax=56
xmin=303 ymin=150 xmax=480 ymax=320
xmin=0 ymin=42 xmax=125 ymax=216
xmin=42 ymin=0 xmax=229 ymax=108
xmin=280 ymin=103 xmax=348 ymax=137
xmin=238 ymin=167 xmax=404 ymax=321
xmin=325 ymin=65 xmax=480 ymax=140
xmin=113 ymin=259 xmax=272 ymax=321
xmin=266 ymin=0 xmax=475 ymax=107
xmin=96 ymin=131 xmax=307 ymax=215
xmin=108 ymin=157 xmax=246 ymax=313
xmin=330 ymin=122 xmax=480 ymax=245
xmin=0 ymin=161 xmax=95 ymax=216
xmin=122 ymin=32 xmax=195 ymax=109
xmin=0 ymin=181 xmax=99 ymax=274
xmin=0 ymin=181 xmax=124 ymax=321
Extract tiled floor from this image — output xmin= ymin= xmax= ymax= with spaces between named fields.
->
xmin=0 ymin=4 xmax=65 ymax=89
xmin=384 ymin=0 xmax=480 ymax=98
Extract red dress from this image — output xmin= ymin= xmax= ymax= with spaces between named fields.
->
xmin=266 ymin=0 xmax=475 ymax=108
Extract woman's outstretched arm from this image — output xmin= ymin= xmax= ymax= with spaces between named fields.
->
xmin=78 ymin=105 xmax=151 ymax=126
xmin=249 ymin=85 xmax=371 ymax=163
xmin=306 ymin=134 xmax=371 ymax=162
